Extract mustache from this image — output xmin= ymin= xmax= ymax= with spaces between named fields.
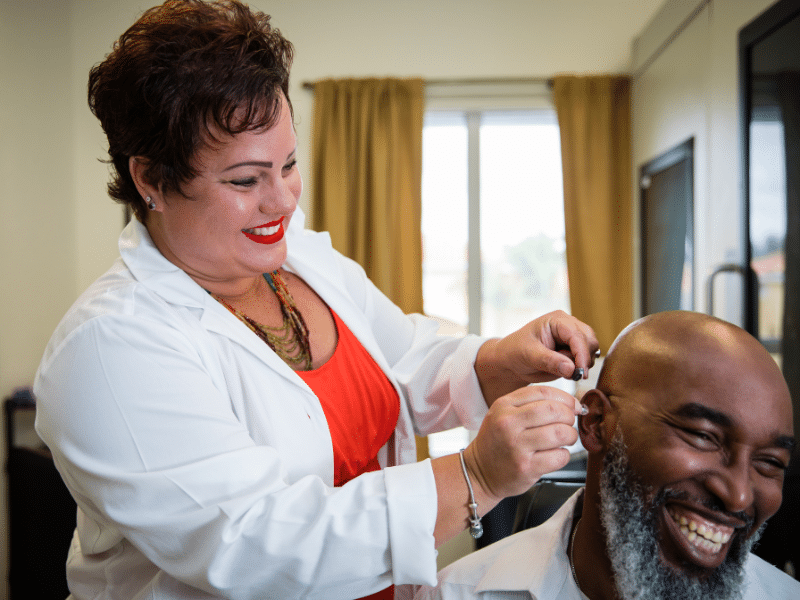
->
xmin=656 ymin=488 xmax=755 ymax=531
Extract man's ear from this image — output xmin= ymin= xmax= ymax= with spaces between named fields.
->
xmin=129 ymin=156 xmax=160 ymax=205
xmin=578 ymin=389 xmax=615 ymax=453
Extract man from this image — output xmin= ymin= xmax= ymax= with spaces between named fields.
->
xmin=416 ymin=311 xmax=800 ymax=600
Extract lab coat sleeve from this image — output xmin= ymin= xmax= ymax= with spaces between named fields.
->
xmin=34 ymin=307 xmax=438 ymax=599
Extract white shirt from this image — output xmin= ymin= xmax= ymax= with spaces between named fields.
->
xmin=415 ymin=492 xmax=587 ymax=600
xmin=34 ymin=210 xmax=489 ymax=600
xmin=414 ymin=490 xmax=800 ymax=600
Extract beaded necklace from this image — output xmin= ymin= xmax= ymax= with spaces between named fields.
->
xmin=212 ymin=271 xmax=313 ymax=371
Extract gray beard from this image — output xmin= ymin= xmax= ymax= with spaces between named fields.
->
xmin=598 ymin=434 xmax=762 ymax=600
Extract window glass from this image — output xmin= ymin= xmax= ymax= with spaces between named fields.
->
xmin=422 ymin=112 xmax=469 ymax=329
xmin=479 ymin=111 xmax=569 ymax=336
xmin=422 ymin=109 xmax=574 ymax=457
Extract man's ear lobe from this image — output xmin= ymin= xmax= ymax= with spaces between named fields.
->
xmin=578 ymin=389 xmax=613 ymax=453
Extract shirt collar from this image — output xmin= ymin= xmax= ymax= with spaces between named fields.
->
xmin=475 ymin=489 xmax=585 ymax=599
xmin=116 ymin=208 xmax=343 ymax=388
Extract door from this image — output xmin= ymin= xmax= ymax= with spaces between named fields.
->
xmin=740 ymin=0 xmax=800 ymax=575
xmin=640 ymin=138 xmax=694 ymax=316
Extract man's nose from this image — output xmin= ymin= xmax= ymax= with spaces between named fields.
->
xmin=704 ymin=455 xmax=754 ymax=515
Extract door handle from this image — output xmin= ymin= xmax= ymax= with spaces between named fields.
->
xmin=706 ymin=263 xmax=746 ymax=318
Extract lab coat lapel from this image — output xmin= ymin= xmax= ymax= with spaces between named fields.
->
xmin=284 ymin=227 xmax=389 ymax=377
xmin=199 ymin=294 xmax=310 ymax=389
xmin=121 ymin=219 xmax=315 ymax=392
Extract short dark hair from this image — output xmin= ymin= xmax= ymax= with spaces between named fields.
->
xmin=88 ymin=0 xmax=294 ymax=221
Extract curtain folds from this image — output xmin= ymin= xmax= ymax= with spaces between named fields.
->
xmin=553 ymin=75 xmax=633 ymax=353
xmin=310 ymin=78 xmax=425 ymax=315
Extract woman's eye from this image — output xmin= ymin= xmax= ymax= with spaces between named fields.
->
xmin=230 ymin=177 xmax=257 ymax=187
xmin=283 ymin=159 xmax=297 ymax=173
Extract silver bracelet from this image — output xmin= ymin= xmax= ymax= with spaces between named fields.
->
xmin=459 ymin=449 xmax=483 ymax=539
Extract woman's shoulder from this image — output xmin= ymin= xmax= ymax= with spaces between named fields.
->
xmin=69 ymin=257 xmax=170 ymax=319
xmin=41 ymin=258 xmax=199 ymax=365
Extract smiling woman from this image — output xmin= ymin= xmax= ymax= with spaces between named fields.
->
xmin=31 ymin=2 xmax=601 ymax=599
xmin=131 ymin=108 xmax=303 ymax=298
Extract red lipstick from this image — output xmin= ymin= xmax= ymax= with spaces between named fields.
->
xmin=242 ymin=217 xmax=285 ymax=245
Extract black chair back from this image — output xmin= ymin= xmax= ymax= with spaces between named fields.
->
xmin=512 ymin=476 xmax=585 ymax=533
xmin=5 ymin=394 xmax=76 ymax=599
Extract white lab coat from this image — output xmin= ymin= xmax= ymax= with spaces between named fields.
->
xmin=34 ymin=210 xmax=489 ymax=600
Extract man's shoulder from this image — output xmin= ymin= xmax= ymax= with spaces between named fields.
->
xmin=419 ymin=521 xmax=564 ymax=599
xmin=415 ymin=491 xmax=583 ymax=600
xmin=440 ymin=528 xmax=540 ymax=586
xmin=743 ymin=553 xmax=800 ymax=598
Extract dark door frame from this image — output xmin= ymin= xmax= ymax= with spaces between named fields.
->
xmin=639 ymin=137 xmax=695 ymax=317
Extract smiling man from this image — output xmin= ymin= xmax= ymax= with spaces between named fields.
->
xmin=416 ymin=311 xmax=800 ymax=600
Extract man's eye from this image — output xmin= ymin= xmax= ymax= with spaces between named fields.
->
xmin=681 ymin=428 xmax=718 ymax=448
xmin=757 ymin=457 xmax=789 ymax=475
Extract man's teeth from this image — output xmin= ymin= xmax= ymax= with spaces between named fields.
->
xmin=670 ymin=511 xmax=732 ymax=554
xmin=247 ymin=224 xmax=280 ymax=236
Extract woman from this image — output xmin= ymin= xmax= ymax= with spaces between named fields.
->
xmin=33 ymin=1 xmax=599 ymax=599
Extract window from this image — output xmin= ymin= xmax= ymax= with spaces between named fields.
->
xmin=421 ymin=86 xmax=575 ymax=457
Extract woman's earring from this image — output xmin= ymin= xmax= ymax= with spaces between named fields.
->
xmin=146 ymin=196 xmax=156 ymax=210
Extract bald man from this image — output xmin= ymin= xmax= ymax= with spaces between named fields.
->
xmin=415 ymin=311 xmax=800 ymax=600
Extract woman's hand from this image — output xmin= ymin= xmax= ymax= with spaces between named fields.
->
xmin=464 ymin=384 xmax=581 ymax=501
xmin=474 ymin=310 xmax=600 ymax=405
xmin=431 ymin=383 xmax=582 ymax=545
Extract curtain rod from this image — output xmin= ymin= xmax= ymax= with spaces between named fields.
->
xmin=302 ymin=76 xmax=553 ymax=90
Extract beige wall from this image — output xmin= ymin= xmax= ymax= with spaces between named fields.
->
xmin=1 ymin=2 xmax=75 ymax=593
xmin=1 ymin=0 xmax=663 ymax=400
xmin=630 ymin=0 xmax=776 ymax=323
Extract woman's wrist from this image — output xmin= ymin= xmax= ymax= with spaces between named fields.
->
xmin=430 ymin=452 xmax=503 ymax=547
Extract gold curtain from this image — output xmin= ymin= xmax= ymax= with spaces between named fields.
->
xmin=310 ymin=77 xmax=425 ymax=315
xmin=310 ymin=77 xmax=428 ymax=460
xmin=553 ymin=75 xmax=633 ymax=352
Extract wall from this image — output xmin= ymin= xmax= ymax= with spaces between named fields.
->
xmin=0 ymin=2 xmax=75 ymax=595
xmin=630 ymin=0 xmax=776 ymax=323
xmin=0 ymin=0 xmax=664 ymax=398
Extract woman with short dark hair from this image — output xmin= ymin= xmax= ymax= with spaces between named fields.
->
xmin=34 ymin=2 xmax=599 ymax=598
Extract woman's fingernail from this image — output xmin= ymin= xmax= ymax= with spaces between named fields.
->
xmin=579 ymin=403 xmax=589 ymax=415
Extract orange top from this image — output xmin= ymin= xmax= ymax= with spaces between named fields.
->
xmin=297 ymin=310 xmax=400 ymax=600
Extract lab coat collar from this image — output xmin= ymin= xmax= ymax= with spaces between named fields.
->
xmin=117 ymin=207 xmax=365 ymax=390
xmin=119 ymin=210 xmax=324 ymax=386
xmin=119 ymin=207 xmax=336 ymax=307
xmin=119 ymin=217 xmax=207 ymax=308
xmin=475 ymin=490 xmax=583 ymax=599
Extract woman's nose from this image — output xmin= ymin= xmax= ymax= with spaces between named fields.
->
xmin=262 ymin=175 xmax=300 ymax=213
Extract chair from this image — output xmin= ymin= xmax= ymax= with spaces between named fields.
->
xmin=512 ymin=473 xmax=585 ymax=534
xmin=5 ymin=392 xmax=76 ymax=599
xmin=476 ymin=457 xmax=586 ymax=547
